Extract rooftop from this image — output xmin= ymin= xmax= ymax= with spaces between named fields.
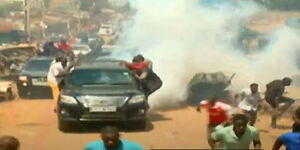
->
xmin=76 ymin=59 xmax=127 ymax=70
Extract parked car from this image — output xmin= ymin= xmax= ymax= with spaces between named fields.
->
xmin=57 ymin=60 xmax=148 ymax=131
xmin=0 ymin=44 xmax=36 ymax=77
xmin=98 ymin=24 xmax=116 ymax=36
xmin=17 ymin=56 xmax=54 ymax=99
xmin=187 ymin=72 xmax=235 ymax=104
xmin=235 ymin=26 xmax=269 ymax=54
xmin=72 ymin=44 xmax=92 ymax=56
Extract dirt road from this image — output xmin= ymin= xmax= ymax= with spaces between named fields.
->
xmin=0 ymin=97 xmax=297 ymax=150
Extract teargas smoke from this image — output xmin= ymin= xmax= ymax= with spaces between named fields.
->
xmin=110 ymin=0 xmax=300 ymax=108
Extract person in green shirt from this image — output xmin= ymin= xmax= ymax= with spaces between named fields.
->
xmin=209 ymin=114 xmax=262 ymax=149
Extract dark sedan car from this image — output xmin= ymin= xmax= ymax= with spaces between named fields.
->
xmin=57 ymin=60 xmax=148 ymax=131
xmin=17 ymin=56 xmax=53 ymax=99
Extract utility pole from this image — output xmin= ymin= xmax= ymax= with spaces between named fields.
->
xmin=77 ymin=0 xmax=81 ymax=34
xmin=40 ymin=0 xmax=46 ymax=39
xmin=24 ymin=0 xmax=30 ymax=40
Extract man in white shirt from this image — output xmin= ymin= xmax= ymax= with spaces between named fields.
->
xmin=238 ymin=83 xmax=263 ymax=126
xmin=47 ymin=56 xmax=70 ymax=112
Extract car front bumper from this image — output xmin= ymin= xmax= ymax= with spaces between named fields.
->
xmin=58 ymin=103 xmax=147 ymax=122
xmin=17 ymin=81 xmax=52 ymax=98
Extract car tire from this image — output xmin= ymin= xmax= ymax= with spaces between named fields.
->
xmin=135 ymin=119 xmax=147 ymax=130
xmin=4 ymin=88 xmax=13 ymax=101
xmin=17 ymin=87 xmax=27 ymax=99
xmin=18 ymin=91 xmax=27 ymax=99
xmin=58 ymin=119 xmax=72 ymax=132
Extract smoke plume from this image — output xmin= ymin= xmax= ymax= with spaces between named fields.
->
xmin=111 ymin=0 xmax=300 ymax=108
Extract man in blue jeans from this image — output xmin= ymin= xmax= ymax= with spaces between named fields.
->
xmin=84 ymin=126 xmax=144 ymax=150
xmin=272 ymin=107 xmax=300 ymax=150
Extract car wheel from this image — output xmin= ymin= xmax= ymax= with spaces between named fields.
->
xmin=18 ymin=88 xmax=27 ymax=99
xmin=58 ymin=120 xmax=72 ymax=132
xmin=135 ymin=119 xmax=147 ymax=130
xmin=4 ymin=88 xmax=13 ymax=101
xmin=18 ymin=91 xmax=27 ymax=99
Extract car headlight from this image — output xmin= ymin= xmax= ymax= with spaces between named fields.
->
xmin=129 ymin=95 xmax=145 ymax=104
xmin=60 ymin=95 xmax=78 ymax=104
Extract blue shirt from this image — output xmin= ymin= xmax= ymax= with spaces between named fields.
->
xmin=279 ymin=132 xmax=300 ymax=150
xmin=84 ymin=139 xmax=144 ymax=150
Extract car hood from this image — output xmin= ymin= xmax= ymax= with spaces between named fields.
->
xmin=21 ymin=70 xmax=48 ymax=77
xmin=62 ymin=86 xmax=143 ymax=96
xmin=0 ymin=81 xmax=12 ymax=92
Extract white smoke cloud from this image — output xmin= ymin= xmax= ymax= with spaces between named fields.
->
xmin=111 ymin=0 xmax=300 ymax=108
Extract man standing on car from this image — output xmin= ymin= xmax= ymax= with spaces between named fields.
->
xmin=121 ymin=55 xmax=162 ymax=97
xmin=132 ymin=55 xmax=161 ymax=97
xmin=55 ymin=39 xmax=75 ymax=65
xmin=84 ymin=126 xmax=144 ymax=150
xmin=55 ymin=39 xmax=72 ymax=52
xmin=47 ymin=56 xmax=70 ymax=112
xmin=265 ymin=77 xmax=295 ymax=127
xmin=238 ymin=83 xmax=263 ymax=126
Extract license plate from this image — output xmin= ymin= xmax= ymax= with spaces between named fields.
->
xmin=89 ymin=106 xmax=117 ymax=112
xmin=32 ymin=78 xmax=47 ymax=86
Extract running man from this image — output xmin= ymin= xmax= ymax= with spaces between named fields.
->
xmin=47 ymin=56 xmax=72 ymax=112
xmin=196 ymin=97 xmax=235 ymax=134
xmin=265 ymin=77 xmax=295 ymax=127
xmin=238 ymin=83 xmax=263 ymax=126
xmin=209 ymin=114 xmax=262 ymax=149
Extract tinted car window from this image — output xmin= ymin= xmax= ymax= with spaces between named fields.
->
xmin=23 ymin=59 xmax=52 ymax=72
xmin=67 ymin=69 xmax=134 ymax=86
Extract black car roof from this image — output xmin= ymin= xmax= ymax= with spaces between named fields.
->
xmin=28 ymin=56 xmax=54 ymax=61
xmin=76 ymin=59 xmax=128 ymax=70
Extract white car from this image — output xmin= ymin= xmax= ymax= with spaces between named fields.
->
xmin=72 ymin=44 xmax=92 ymax=56
xmin=0 ymin=80 xmax=13 ymax=101
xmin=98 ymin=24 xmax=116 ymax=36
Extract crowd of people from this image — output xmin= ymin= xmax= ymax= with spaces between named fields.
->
xmin=1 ymin=106 xmax=299 ymax=150
xmin=2 ymin=39 xmax=300 ymax=150
xmin=44 ymin=37 xmax=162 ymax=111
xmin=194 ymin=77 xmax=299 ymax=149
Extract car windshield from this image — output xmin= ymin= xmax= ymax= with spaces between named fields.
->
xmin=67 ymin=69 xmax=134 ymax=86
xmin=24 ymin=59 xmax=52 ymax=72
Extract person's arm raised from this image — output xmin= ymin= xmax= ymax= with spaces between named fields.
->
xmin=272 ymin=138 xmax=283 ymax=150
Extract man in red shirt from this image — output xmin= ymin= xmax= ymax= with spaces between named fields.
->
xmin=55 ymin=39 xmax=72 ymax=52
xmin=54 ymin=39 xmax=76 ymax=65
xmin=121 ymin=55 xmax=148 ymax=71
xmin=196 ymin=97 xmax=235 ymax=134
